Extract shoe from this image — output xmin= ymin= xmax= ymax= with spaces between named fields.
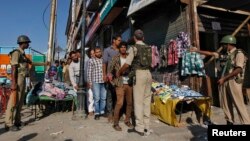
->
xmin=6 ymin=126 xmax=20 ymax=132
xmin=124 ymin=121 xmax=133 ymax=128
xmin=113 ymin=124 xmax=122 ymax=131
xmin=127 ymin=128 xmax=144 ymax=136
xmin=227 ymin=121 xmax=233 ymax=125
xmin=5 ymin=125 xmax=10 ymax=131
xmin=10 ymin=126 xmax=21 ymax=131
xmin=14 ymin=122 xmax=25 ymax=127
xmin=94 ymin=115 xmax=100 ymax=120
xmin=144 ymin=129 xmax=153 ymax=136
xmin=100 ymin=113 xmax=108 ymax=118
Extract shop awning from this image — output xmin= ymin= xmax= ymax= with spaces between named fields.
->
xmin=127 ymin=0 xmax=157 ymax=16
xmin=85 ymin=13 xmax=101 ymax=44
xmin=204 ymin=0 xmax=250 ymax=12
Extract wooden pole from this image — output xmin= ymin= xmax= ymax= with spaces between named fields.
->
xmin=47 ymin=0 xmax=57 ymax=64
xmin=189 ymin=0 xmax=200 ymax=91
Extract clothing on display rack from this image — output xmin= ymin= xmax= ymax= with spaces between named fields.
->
xmin=176 ymin=32 xmax=191 ymax=58
xmin=167 ymin=40 xmax=179 ymax=66
xmin=159 ymin=45 xmax=168 ymax=68
xmin=181 ymin=51 xmax=206 ymax=76
xmin=151 ymin=45 xmax=160 ymax=68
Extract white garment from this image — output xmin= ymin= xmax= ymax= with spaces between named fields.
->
xmin=69 ymin=61 xmax=80 ymax=88
xmin=84 ymin=55 xmax=89 ymax=83
xmin=88 ymin=89 xmax=94 ymax=112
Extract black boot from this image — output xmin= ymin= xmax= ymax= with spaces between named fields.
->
xmin=128 ymin=128 xmax=144 ymax=136
xmin=227 ymin=121 xmax=233 ymax=125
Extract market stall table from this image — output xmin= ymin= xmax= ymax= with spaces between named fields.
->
xmin=151 ymin=96 xmax=211 ymax=127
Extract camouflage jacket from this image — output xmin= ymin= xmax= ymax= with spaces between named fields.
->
xmin=108 ymin=55 xmax=130 ymax=87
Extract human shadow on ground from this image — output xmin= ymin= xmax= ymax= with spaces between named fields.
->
xmin=17 ymin=133 xmax=38 ymax=141
xmin=186 ymin=118 xmax=208 ymax=141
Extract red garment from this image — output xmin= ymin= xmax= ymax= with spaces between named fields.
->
xmin=167 ymin=40 xmax=178 ymax=65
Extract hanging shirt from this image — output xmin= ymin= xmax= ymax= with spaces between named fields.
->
xmin=151 ymin=45 xmax=160 ymax=68
xmin=181 ymin=51 xmax=205 ymax=76
xmin=167 ymin=40 xmax=178 ymax=66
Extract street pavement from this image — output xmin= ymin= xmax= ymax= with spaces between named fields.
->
xmin=0 ymin=103 xmax=249 ymax=141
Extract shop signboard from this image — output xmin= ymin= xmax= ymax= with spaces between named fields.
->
xmin=127 ymin=0 xmax=157 ymax=16
xmin=100 ymin=0 xmax=118 ymax=22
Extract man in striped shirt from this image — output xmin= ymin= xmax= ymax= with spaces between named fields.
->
xmin=87 ymin=47 xmax=107 ymax=120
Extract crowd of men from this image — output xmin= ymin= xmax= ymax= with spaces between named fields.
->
xmin=4 ymin=30 xmax=250 ymax=136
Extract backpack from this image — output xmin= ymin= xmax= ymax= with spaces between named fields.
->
xmin=221 ymin=49 xmax=248 ymax=83
xmin=133 ymin=44 xmax=152 ymax=69
xmin=9 ymin=49 xmax=31 ymax=64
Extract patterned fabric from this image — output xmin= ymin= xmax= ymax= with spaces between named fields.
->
xmin=167 ymin=40 xmax=178 ymax=65
xmin=159 ymin=45 xmax=168 ymax=67
xmin=108 ymin=55 xmax=123 ymax=87
xmin=170 ymin=84 xmax=203 ymax=98
xmin=87 ymin=57 xmax=104 ymax=83
xmin=151 ymin=45 xmax=160 ymax=68
xmin=181 ymin=51 xmax=205 ymax=76
xmin=176 ymin=32 xmax=191 ymax=58
xmin=108 ymin=55 xmax=130 ymax=87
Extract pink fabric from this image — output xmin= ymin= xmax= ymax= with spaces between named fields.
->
xmin=42 ymin=83 xmax=66 ymax=99
xmin=39 ymin=91 xmax=53 ymax=97
xmin=151 ymin=45 xmax=160 ymax=68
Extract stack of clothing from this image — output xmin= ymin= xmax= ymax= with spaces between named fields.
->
xmin=151 ymin=82 xmax=203 ymax=103
xmin=26 ymin=81 xmax=76 ymax=105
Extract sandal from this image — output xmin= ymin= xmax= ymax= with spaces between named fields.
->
xmin=113 ymin=124 xmax=122 ymax=131
xmin=124 ymin=121 xmax=133 ymax=128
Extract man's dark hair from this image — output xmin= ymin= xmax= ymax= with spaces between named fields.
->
xmin=112 ymin=34 xmax=121 ymax=42
xmin=87 ymin=48 xmax=94 ymax=58
xmin=118 ymin=41 xmax=127 ymax=48
xmin=94 ymin=47 xmax=101 ymax=52
xmin=69 ymin=50 xmax=76 ymax=57
xmin=55 ymin=60 xmax=59 ymax=64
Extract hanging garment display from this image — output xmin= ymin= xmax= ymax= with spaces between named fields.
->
xmin=151 ymin=45 xmax=160 ymax=68
xmin=181 ymin=51 xmax=206 ymax=76
xmin=167 ymin=40 xmax=179 ymax=66
xmin=159 ymin=44 xmax=168 ymax=68
xmin=176 ymin=32 xmax=191 ymax=58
